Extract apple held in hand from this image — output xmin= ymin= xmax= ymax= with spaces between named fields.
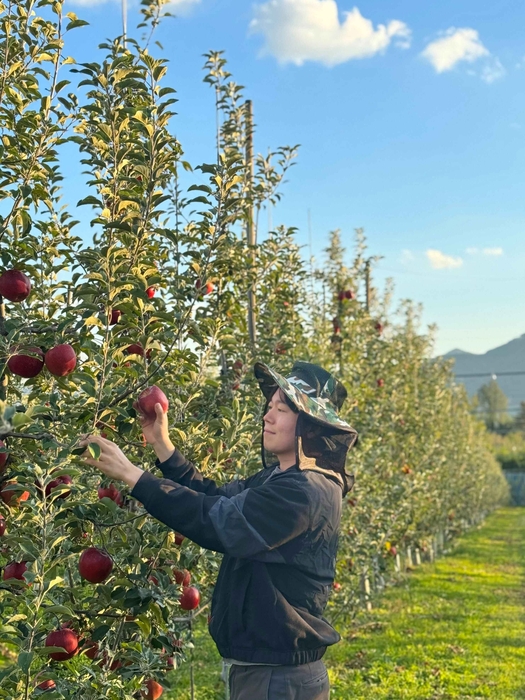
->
xmin=45 ymin=344 xmax=77 ymax=377
xmin=7 ymin=345 xmax=44 ymax=378
xmin=179 ymin=585 xmax=200 ymax=610
xmin=45 ymin=628 xmax=79 ymax=661
xmin=134 ymin=385 xmax=169 ymax=424
xmin=0 ymin=269 xmax=31 ymax=302
xmin=78 ymin=547 xmax=113 ymax=583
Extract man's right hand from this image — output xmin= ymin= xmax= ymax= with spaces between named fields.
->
xmin=138 ymin=403 xmax=175 ymax=462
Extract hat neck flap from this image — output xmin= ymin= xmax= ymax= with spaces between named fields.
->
xmin=260 ymin=404 xmax=355 ymax=496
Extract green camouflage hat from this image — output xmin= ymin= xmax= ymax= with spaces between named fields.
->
xmin=254 ymin=360 xmax=358 ymax=438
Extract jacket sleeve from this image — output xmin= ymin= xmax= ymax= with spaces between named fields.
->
xmin=130 ymin=471 xmax=312 ymax=558
xmin=154 ymin=448 xmax=249 ymax=498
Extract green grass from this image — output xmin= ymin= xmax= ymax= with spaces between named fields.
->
xmin=167 ymin=508 xmax=525 ymax=699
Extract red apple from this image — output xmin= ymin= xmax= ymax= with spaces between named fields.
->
xmin=0 ymin=269 xmax=31 ymax=302
xmin=0 ymin=516 xmax=6 ymax=536
xmin=377 ymin=378 xmax=384 ymax=388
xmin=337 ymin=290 xmax=345 ymax=301
xmin=173 ymin=568 xmax=191 ymax=587
xmin=45 ymin=475 xmax=72 ymax=499
xmin=98 ymin=482 xmax=124 ymax=507
xmin=179 ymin=586 xmax=200 ymax=610
xmin=36 ymin=679 xmax=56 ymax=690
xmin=0 ymin=440 xmax=8 ymax=472
xmin=142 ymin=679 xmax=163 ymax=700
xmin=45 ymin=628 xmax=79 ymax=661
xmin=7 ymin=345 xmax=44 ymax=378
xmin=3 ymin=561 xmax=27 ymax=581
xmin=109 ymin=309 xmax=121 ymax=325
xmin=82 ymin=641 xmax=99 ymax=660
xmin=78 ymin=547 xmax=113 ymax=583
xmin=375 ymin=321 xmax=384 ymax=334
xmin=98 ymin=651 xmax=123 ymax=671
xmin=195 ymin=279 xmax=214 ymax=295
xmin=274 ymin=342 xmax=286 ymax=355
xmin=174 ymin=532 xmax=185 ymax=546
xmin=390 ymin=546 xmax=398 ymax=557
xmin=332 ymin=581 xmax=342 ymax=591
xmin=146 ymin=287 xmax=155 ymax=298
xmin=126 ymin=342 xmax=145 ymax=356
xmin=134 ymin=385 xmax=169 ymax=425
xmin=45 ymin=344 xmax=77 ymax=377
xmin=0 ymin=481 xmax=30 ymax=506
xmin=345 ymin=289 xmax=355 ymax=300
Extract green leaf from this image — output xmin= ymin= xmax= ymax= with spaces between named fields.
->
xmin=17 ymin=651 xmax=34 ymax=673
xmin=43 ymin=604 xmax=75 ymax=617
xmin=66 ymin=19 xmax=89 ymax=30
xmin=88 ymin=443 xmax=101 ymax=460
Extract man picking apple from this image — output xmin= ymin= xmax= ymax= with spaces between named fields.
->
xmin=80 ymin=361 xmax=358 ymax=700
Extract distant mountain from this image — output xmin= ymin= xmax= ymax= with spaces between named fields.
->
xmin=441 ymin=334 xmax=525 ymax=416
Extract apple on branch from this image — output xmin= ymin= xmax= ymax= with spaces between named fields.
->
xmin=179 ymin=585 xmax=200 ymax=610
xmin=0 ymin=481 xmax=30 ymax=506
xmin=3 ymin=561 xmax=28 ymax=582
xmin=0 ymin=440 xmax=8 ymax=473
xmin=45 ymin=628 xmax=79 ymax=661
xmin=45 ymin=344 xmax=77 ymax=377
xmin=0 ymin=269 xmax=31 ymax=302
xmin=142 ymin=679 xmax=163 ymax=700
xmin=7 ymin=346 xmax=44 ymax=378
xmin=78 ymin=547 xmax=113 ymax=583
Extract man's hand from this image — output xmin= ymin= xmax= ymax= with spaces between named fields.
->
xmin=79 ymin=434 xmax=144 ymax=489
xmin=138 ymin=403 xmax=175 ymax=462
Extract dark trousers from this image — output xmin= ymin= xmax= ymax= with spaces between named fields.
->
xmin=229 ymin=660 xmax=329 ymax=700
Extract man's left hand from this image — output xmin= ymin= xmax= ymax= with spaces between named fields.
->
xmin=79 ymin=434 xmax=145 ymax=489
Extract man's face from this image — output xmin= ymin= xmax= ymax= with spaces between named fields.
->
xmin=263 ymin=388 xmax=299 ymax=457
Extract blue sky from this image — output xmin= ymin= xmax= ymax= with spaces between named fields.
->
xmin=61 ymin=0 xmax=525 ymax=356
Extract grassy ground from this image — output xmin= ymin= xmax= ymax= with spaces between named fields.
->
xmin=167 ymin=507 xmax=525 ymax=699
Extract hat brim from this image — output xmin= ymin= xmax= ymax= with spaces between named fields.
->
xmin=254 ymin=361 xmax=358 ymax=435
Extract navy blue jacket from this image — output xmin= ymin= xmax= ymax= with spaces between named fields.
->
xmin=130 ymin=448 xmax=343 ymax=665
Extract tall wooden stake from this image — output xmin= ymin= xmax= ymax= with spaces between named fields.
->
xmin=365 ymin=259 xmax=371 ymax=312
xmin=122 ymin=0 xmax=127 ymax=47
xmin=0 ymin=296 xmax=7 ymax=401
xmin=245 ymin=100 xmax=257 ymax=349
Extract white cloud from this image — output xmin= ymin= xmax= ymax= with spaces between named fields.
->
xmin=421 ymin=28 xmax=489 ymax=73
xmin=250 ymin=0 xmax=411 ymax=67
xmin=480 ymin=58 xmax=505 ymax=83
xmin=465 ymin=246 xmax=503 ymax=256
xmin=400 ymin=249 xmax=414 ymax=265
xmin=426 ymin=249 xmax=463 ymax=270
